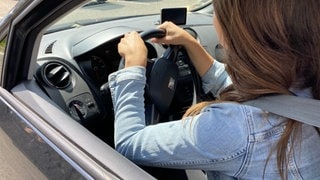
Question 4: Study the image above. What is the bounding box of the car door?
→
[0,0,155,179]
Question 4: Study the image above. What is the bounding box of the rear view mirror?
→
[161,7,187,25]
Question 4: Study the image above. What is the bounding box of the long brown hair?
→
[184,0,320,179]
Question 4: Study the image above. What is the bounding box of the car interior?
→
[31,5,221,142]
[6,0,224,179]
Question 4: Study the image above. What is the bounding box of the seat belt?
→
[243,95,320,128]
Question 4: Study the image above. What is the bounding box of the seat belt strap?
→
[243,95,320,128]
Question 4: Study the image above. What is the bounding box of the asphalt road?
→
[0,0,17,21]
[54,0,205,25]
[0,0,205,22]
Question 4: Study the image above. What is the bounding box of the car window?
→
[31,1,214,178]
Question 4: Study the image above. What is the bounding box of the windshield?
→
[51,0,211,31]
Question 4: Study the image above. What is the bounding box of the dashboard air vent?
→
[43,62,71,89]
[45,41,56,54]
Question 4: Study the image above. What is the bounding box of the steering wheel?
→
[116,29,203,124]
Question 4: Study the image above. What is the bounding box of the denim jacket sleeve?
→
[201,61,232,97]
[108,65,320,179]
[108,66,247,170]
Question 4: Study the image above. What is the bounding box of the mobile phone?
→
[161,7,187,25]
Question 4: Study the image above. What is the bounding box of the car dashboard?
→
[34,12,220,145]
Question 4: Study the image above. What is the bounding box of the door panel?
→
[5,82,155,179]
[0,85,115,179]
[0,90,85,179]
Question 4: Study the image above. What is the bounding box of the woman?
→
[109,0,320,179]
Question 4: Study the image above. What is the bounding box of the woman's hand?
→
[152,21,196,47]
[154,21,214,77]
[118,31,148,68]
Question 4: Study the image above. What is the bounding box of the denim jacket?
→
[108,61,320,179]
